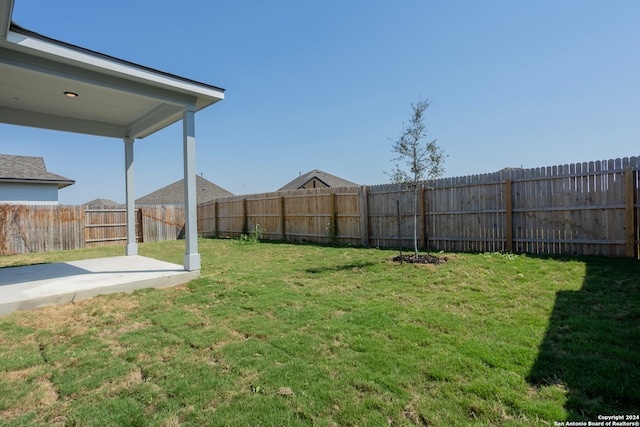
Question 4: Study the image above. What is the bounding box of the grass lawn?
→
[0,239,638,426]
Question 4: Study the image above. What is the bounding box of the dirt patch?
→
[392,254,447,265]
[278,386,294,396]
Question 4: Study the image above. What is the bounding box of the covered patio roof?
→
[0,5,224,138]
[0,0,225,271]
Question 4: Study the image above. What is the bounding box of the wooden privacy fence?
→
[198,187,363,244]
[198,156,640,258]
[137,205,186,243]
[0,204,84,254]
[0,204,185,255]
[1,156,638,258]
[429,157,639,257]
[84,207,142,248]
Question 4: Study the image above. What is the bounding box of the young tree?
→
[389,99,446,258]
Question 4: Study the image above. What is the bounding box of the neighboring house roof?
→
[85,198,119,207]
[278,169,358,191]
[136,175,234,205]
[0,154,74,188]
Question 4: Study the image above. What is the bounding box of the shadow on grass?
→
[305,262,377,274]
[527,256,640,420]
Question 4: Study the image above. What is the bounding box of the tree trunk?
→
[413,187,418,258]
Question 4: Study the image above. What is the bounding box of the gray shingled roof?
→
[85,198,120,207]
[278,169,358,191]
[0,154,74,188]
[136,175,234,205]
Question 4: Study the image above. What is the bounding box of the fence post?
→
[280,195,286,241]
[359,186,369,247]
[82,207,87,249]
[136,208,143,243]
[328,190,338,243]
[419,184,426,250]
[242,198,248,236]
[505,178,513,252]
[214,201,219,238]
[624,166,637,259]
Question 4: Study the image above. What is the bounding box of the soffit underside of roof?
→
[0,25,224,140]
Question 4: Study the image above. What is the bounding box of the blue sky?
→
[3,0,639,204]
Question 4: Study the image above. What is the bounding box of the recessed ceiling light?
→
[64,91,78,98]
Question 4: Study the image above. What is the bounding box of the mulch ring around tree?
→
[392,253,447,265]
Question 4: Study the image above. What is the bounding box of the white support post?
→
[182,105,201,271]
[124,137,138,255]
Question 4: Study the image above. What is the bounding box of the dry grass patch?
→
[0,366,61,420]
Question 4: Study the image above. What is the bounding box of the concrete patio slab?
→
[0,256,199,315]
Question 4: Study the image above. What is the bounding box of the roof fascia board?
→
[0,105,128,138]
[6,28,224,102]
[0,178,74,188]
[0,47,200,107]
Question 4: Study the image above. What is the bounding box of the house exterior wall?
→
[0,182,59,205]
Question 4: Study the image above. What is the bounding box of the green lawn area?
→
[0,239,638,426]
